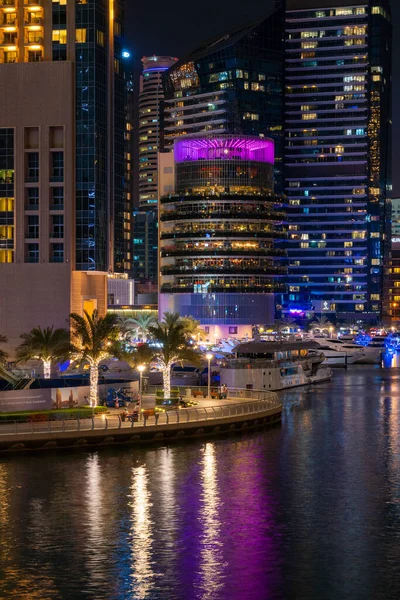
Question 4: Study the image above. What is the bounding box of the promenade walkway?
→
[0,389,281,452]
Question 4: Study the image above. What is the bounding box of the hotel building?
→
[158,135,286,338]
[283,0,392,318]
[0,0,126,353]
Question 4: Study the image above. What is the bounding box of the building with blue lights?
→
[282,0,392,319]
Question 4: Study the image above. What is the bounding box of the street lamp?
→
[206,353,213,400]
[137,364,146,407]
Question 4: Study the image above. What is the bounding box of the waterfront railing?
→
[0,392,280,438]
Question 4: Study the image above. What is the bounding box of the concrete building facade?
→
[0,0,126,354]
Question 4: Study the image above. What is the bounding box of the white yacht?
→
[220,341,332,392]
[308,342,364,367]
[323,338,381,364]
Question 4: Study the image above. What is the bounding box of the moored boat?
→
[220,341,332,392]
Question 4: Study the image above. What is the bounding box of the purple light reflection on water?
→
[177,440,283,600]
[174,136,275,165]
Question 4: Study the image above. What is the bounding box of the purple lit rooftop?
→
[174,136,274,165]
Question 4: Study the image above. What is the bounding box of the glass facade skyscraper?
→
[283,0,392,317]
[162,10,285,194]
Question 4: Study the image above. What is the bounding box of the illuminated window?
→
[301,41,318,49]
[75,29,87,43]
[336,8,353,16]
[302,113,317,120]
[52,30,67,44]
[96,30,105,46]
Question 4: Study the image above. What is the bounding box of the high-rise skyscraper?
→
[158,135,286,339]
[138,56,177,209]
[0,0,127,352]
[282,0,392,318]
[133,56,177,288]
[162,12,285,193]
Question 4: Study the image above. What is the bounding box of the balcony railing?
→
[160,248,287,258]
[161,265,286,276]
[161,230,287,240]
[160,283,286,294]
[50,231,64,239]
[25,16,43,25]
[50,256,63,263]
[0,36,16,45]
[49,204,64,211]
[25,204,39,211]
[0,18,17,26]
[160,192,285,205]
[25,36,43,45]
[161,210,285,223]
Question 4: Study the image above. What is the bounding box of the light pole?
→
[137,364,145,407]
[206,353,213,400]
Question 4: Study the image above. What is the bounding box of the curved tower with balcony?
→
[159,135,286,338]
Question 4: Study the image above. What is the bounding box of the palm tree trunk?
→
[43,359,51,379]
[162,363,171,400]
[89,361,99,407]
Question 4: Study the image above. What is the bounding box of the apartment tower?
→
[0,0,126,353]
[283,0,392,318]
[133,55,177,287]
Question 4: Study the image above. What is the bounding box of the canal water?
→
[1,365,400,600]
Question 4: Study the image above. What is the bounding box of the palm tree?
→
[147,314,201,399]
[0,334,8,365]
[124,313,157,342]
[273,317,297,334]
[179,316,207,343]
[16,326,71,379]
[309,315,335,334]
[70,310,122,407]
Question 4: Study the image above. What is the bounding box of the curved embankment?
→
[0,397,282,453]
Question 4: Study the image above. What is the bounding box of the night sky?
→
[125,0,400,195]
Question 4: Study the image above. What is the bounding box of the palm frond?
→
[16,326,71,363]
[69,309,122,364]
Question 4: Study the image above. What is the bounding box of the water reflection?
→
[2,369,400,598]
[85,454,108,589]
[195,443,225,599]
[129,464,156,598]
